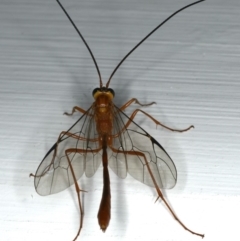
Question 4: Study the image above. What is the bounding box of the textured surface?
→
[0,0,239,240]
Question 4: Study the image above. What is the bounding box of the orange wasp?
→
[30,0,205,240]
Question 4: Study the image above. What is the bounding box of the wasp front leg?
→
[129,109,194,132]
[64,106,92,116]
[119,98,156,111]
[113,108,193,139]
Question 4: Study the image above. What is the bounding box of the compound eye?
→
[108,88,115,97]
[92,88,101,97]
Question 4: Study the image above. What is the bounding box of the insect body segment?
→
[92,88,115,230]
[97,138,111,231]
[93,88,115,138]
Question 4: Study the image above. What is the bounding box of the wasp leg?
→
[109,146,204,238]
[119,98,156,111]
[130,109,194,132]
[57,131,98,142]
[64,106,93,116]
[64,147,102,241]
[113,109,193,139]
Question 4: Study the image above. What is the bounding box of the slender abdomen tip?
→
[100,225,107,232]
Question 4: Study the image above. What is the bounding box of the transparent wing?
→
[34,106,102,196]
[108,105,177,189]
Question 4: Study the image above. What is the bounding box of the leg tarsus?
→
[64,106,88,116]
[134,99,156,107]
[120,98,156,111]
[72,184,84,241]
[157,123,194,133]
[72,185,83,241]
[136,109,194,133]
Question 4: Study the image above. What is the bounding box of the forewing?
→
[34,106,101,196]
[109,105,177,189]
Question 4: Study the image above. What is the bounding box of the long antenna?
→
[106,0,205,88]
[56,0,103,87]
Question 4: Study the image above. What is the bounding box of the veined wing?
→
[33,106,102,196]
[108,105,177,189]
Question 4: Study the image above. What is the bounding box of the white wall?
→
[0,0,239,240]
